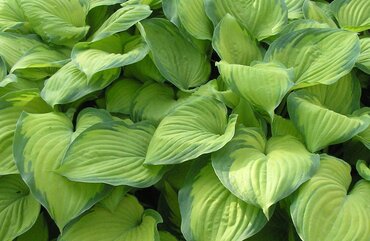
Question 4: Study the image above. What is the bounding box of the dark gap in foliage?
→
[42,208,60,240]
[210,51,221,80]
[134,186,161,209]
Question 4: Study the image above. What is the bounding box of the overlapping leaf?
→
[331,0,370,32]
[15,213,49,241]
[212,126,319,216]
[60,194,162,241]
[145,96,237,165]
[290,154,370,241]
[356,38,370,74]
[179,159,267,241]
[0,0,29,33]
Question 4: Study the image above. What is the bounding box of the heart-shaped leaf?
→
[290,154,370,241]
[13,109,115,230]
[179,159,267,241]
[212,126,319,216]
[59,194,162,241]
[145,96,237,165]
[0,175,40,241]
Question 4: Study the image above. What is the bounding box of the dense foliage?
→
[0,0,369,240]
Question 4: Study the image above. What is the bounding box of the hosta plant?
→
[0,0,369,241]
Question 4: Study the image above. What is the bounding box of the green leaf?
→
[217,61,294,120]
[0,56,6,80]
[331,0,370,32]
[0,175,40,241]
[304,73,361,115]
[0,90,52,175]
[88,0,125,10]
[0,32,44,67]
[106,78,142,114]
[124,55,165,83]
[265,28,360,88]
[179,159,267,241]
[10,45,70,80]
[60,194,162,241]
[41,61,120,106]
[138,18,211,90]
[16,213,49,241]
[212,126,319,217]
[159,231,179,241]
[72,35,149,79]
[90,4,152,42]
[353,107,370,149]
[0,74,40,97]
[212,14,262,65]
[290,154,370,241]
[131,82,181,123]
[272,115,303,141]
[303,0,337,28]
[176,0,213,40]
[232,99,267,131]
[356,160,370,181]
[356,38,370,74]
[0,0,29,33]
[58,120,167,187]
[20,0,90,46]
[287,90,370,152]
[285,0,305,19]
[13,110,114,230]
[99,186,131,212]
[205,0,288,40]
[145,96,237,165]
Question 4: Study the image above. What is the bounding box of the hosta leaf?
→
[145,96,237,165]
[0,0,29,33]
[90,4,152,42]
[265,28,360,88]
[20,0,89,46]
[106,78,142,114]
[138,18,211,90]
[99,186,131,212]
[0,75,39,97]
[303,0,337,28]
[331,0,370,32]
[0,90,51,175]
[72,35,149,79]
[179,159,267,241]
[58,120,166,187]
[41,61,120,106]
[304,73,361,115]
[88,0,125,10]
[353,108,370,149]
[60,194,162,241]
[159,231,178,241]
[0,175,40,241]
[16,213,48,241]
[217,61,294,120]
[356,160,370,181]
[131,82,180,123]
[212,14,262,65]
[10,45,69,80]
[212,126,319,216]
[356,38,370,74]
[0,32,44,67]
[0,56,6,80]
[13,110,114,230]
[176,0,213,40]
[205,0,288,40]
[285,0,305,19]
[124,55,165,83]
[287,90,370,152]
[290,154,370,241]
[232,99,267,131]
[272,115,303,141]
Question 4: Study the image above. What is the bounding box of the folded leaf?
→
[287,90,370,152]
[176,0,213,40]
[10,45,70,80]
[124,55,165,83]
[145,96,237,165]
[21,0,90,46]
[0,0,29,33]
[303,0,337,28]
[98,186,131,212]
[212,14,262,65]
[58,120,167,187]
[60,194,162,241]
[138,18,211,90]
[212,126,319,217]
[0,175,40,241]
[285,0,305,19]
[16,213,49,241]
[218,61,294,120]
[290,154,370,241]
[88,0,125,10]
[90,4,152,42]
[356,38,370,74]
[331,0,370,32]
[265,28,360,88]
[356,160,370,181]
[0,90,51,175]
[13,109,114,230]
[179,160,267,241]
[106,78,142,114]
[272,115,303,141]
[205,0,288,40]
